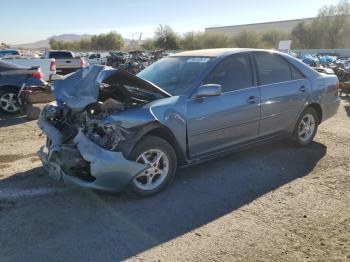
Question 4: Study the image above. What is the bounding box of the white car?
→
[85,53,108,65]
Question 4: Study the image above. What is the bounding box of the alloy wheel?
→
[133,149,170,191]
[0,92,20,113]
[298,114,316,143]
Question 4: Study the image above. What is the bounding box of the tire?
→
[127,135,177,197]
[0,86,21,114]
[292,107,319,147]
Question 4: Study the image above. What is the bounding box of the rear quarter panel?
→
[309,74,340,122]
[2,58,55,81]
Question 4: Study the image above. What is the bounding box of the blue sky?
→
[0,0,340,44]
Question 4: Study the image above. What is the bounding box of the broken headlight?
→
[87,122,130,151]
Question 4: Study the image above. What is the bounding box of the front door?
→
[187,53,261,158]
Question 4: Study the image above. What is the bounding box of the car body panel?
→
[38,129,147,193]
[258,79,310,136]
[54,65,171,110]
[187,86,261,157]
[0,60,47,89]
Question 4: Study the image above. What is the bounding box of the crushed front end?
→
[37,103,147,192]
[36,66,170,192]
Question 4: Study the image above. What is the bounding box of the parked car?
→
[37,49,340,197]
[0,49,21,57]
[85,52,108,65]
[0,60,47,114]
[43,50,86,75]
[1,57,56,81]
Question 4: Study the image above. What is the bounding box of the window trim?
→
[202,53,256,94]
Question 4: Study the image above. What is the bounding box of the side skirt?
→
[180,132,290,168]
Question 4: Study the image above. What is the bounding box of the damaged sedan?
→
[38,49,340,197]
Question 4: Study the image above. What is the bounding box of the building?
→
[205,17,315,37]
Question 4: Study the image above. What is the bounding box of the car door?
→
[187,53,261,158]
[253,51,310,137]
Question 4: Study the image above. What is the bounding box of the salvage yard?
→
[0,97,349,261]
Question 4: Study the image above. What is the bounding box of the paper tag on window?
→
[186,58,210,63]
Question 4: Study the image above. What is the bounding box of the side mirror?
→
[193,84,222,99]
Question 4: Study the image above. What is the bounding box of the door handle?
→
[299,86,307,92]
[247,96,258,104]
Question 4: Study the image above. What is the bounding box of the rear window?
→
[290,65,305,80]
[254,52,292,85]
[48,51,74,59]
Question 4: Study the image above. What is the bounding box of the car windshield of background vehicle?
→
[137,56,212,95]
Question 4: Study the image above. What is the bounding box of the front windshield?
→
[137,56,211,95]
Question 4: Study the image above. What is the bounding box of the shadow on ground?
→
[0,140,326,261]
[0,112,30,128]
[341,96,350,117]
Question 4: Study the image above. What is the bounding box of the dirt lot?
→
[0,98,349,262]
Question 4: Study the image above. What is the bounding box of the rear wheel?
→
[128,135,177,197]
[0,87,21,114]
[292,107,319,146]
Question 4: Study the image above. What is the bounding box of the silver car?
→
[38,49,340,197]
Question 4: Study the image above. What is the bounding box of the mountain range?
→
[13,34,93,49]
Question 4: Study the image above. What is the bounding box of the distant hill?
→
[13,34,93,49]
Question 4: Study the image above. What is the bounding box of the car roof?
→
[171,48,273,57]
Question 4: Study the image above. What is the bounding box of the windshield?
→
[137,56,211,95]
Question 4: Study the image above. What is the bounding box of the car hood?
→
[54,65,171,109]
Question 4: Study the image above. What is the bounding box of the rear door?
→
[253,51,309,136]
[187,53,261,158]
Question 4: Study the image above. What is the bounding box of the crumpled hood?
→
[54,65,171,109]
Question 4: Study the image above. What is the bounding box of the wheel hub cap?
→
[133,149,169,191]
[0,93,20,113]
[298,114,315,142]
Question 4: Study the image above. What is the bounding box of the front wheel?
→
[292,107,319,146]
[127,135,177,197]
[0,87,21,114]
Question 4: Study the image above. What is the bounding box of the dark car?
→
[0,49,21,57]
[38,48,340,197]
[0,60,47,113]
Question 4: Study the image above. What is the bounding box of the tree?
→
[261,30,289,48]
[198,32,233,49]
[180,31,201,50]
[49,31,124,51]
[316,0,350,48]
[180,31,233,50]
[233,29,261,48]
[291,0,350,49]
[141,38,156,50]
[154,25,180,50]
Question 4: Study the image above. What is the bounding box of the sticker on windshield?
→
[186,58,210,63]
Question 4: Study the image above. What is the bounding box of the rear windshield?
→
[48,51,74,59]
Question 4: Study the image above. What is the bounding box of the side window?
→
[254,52,292,85]
[204,54,253,92]
[290,65,305,80]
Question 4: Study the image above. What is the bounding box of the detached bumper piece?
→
[38,119,146,193]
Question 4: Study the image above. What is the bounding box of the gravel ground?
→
[0,98,349,262]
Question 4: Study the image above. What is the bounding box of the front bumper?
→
[38,118,146,193]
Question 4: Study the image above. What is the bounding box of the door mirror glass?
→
[193,84,221,99]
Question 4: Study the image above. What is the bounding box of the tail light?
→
[336,77,340,89]
[80,58,85,68]
[32,71,43,79]
[50,59,56,72]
